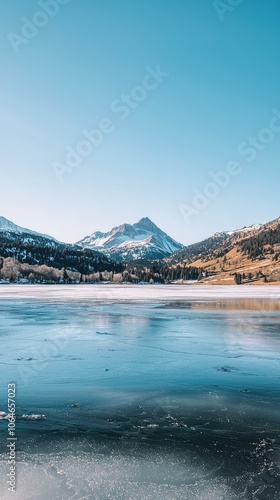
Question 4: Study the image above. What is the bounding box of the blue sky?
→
[1,0,280,245]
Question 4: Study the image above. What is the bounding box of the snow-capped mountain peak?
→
[76,218,183,261]
[134,217,159,232]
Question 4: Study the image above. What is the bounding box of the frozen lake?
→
[0,285,280,499]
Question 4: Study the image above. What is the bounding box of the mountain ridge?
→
[0,216,56,242]
[0,214,280,284]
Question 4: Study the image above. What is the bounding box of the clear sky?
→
[1,0,280,245]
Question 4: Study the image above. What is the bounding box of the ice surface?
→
[0,284,279,301]
[0,285,279,499]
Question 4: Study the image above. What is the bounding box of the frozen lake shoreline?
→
[0,283,279,301]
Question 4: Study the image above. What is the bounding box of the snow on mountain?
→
[0,216,56,242]
[76,217,183,261]
[213,223,262,239]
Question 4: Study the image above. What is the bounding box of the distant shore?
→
[1,280,280,286]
